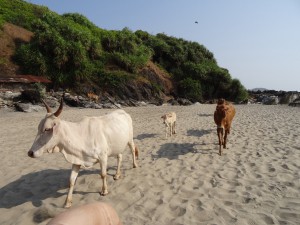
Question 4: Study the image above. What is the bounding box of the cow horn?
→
[42,99,52,113]
[54,98,63,117]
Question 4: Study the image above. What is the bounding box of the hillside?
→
[0,0,248,103]
[0,22,175,103]
[0,23,33,77]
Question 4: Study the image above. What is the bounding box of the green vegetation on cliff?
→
[0,0,248,102]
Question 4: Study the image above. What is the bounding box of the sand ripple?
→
[0,104,299,224]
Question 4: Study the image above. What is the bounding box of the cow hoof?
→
[113,174,121,180]
[100,190,108,196]
[64,202,72,208]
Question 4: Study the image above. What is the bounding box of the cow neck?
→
[57,120,83,151]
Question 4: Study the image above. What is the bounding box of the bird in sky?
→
[195,21,198,24]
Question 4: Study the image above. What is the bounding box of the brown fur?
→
[214,98,236,155]
[87,92,99,102]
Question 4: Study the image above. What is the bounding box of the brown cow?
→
[214,99,236,155]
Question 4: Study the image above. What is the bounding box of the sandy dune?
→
[0,104,299,225]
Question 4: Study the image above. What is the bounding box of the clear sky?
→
[26,0,300,91]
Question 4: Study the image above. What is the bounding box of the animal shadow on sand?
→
[153,143,198,160]
[0,167,118,209]
[198,113,213,117]
[186,129,214,137]
[135,133,159,140]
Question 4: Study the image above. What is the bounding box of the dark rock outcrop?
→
[248,90,300,106]
[288,98,300,107]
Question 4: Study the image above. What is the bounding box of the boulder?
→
[289,98,300,107]
[63,93,81,107]
[15,103,43,112]
[167,99,179,106]
[20,89,43,104]
[279,92,300,104]
[262,95,279,105]
[0,91,21,100]
[177,98,193,106]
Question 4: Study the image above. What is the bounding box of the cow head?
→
[161,115,167,124]
[161,114,172,125]
[28,98,63,158]
[214,101,229,129]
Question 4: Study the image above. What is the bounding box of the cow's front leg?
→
[65,164,80,208]
[217,128,224,156]
[223,130,228,149]
[114,154,122,180]
[100,158,108,195]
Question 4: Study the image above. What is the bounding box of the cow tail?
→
[135,145,139,159]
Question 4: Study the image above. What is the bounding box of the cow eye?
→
[44,128,52,132]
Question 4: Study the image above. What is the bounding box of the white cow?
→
[28,99,139,208]
[161,112,177,138]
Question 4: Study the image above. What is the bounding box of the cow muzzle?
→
[28,150,34,158]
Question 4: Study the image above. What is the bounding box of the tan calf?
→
[161,112,177,138]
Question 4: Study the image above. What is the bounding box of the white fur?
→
[161,112,177,138]
[28,109,138,208]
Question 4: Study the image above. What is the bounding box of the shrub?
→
[178,78,202,102]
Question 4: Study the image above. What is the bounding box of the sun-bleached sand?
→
[0,104,299,225]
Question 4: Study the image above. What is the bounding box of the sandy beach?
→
[0,104,299,225]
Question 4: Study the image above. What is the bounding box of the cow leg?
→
[165,125,168,138]
[114,154,122,180]
[99,158,108,196]
[223,130,228,149]
[128,141,138,168]
[217,128,224,156]
[65,164,80,208]
[173,121,176,134]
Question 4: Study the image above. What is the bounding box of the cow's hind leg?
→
[128,140,138,168]
[65,164,80,208]
[114,154,122,180]
[99,158,109,195]
[173,121,176,134]
[165,125,168,138]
